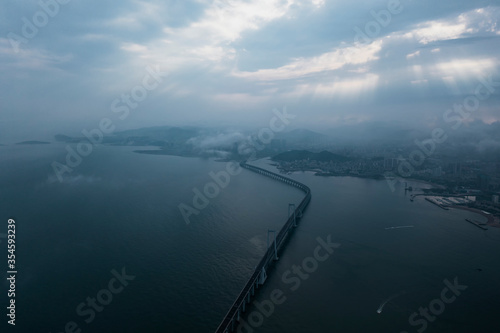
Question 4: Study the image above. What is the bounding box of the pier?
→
[465,219,488,230]
[425,197,449,210]
[214,162,311,333]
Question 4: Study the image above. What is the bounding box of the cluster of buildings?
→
[275,152,500,207]
[276,158,387,178]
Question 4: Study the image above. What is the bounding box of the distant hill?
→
[16,141,50,145]
[272,150,351,162]
[275,129,330,147]
[54,134,80,143]
[324,121,420,145]
[115,126,201,144]
[55,126,202,146]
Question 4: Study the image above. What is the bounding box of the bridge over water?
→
[215,161,311,333]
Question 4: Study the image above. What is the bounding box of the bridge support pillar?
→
[259,267,267,285]
[288,203,297,227]
[267,229,278,261]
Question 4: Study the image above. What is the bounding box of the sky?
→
[0,0,499,142]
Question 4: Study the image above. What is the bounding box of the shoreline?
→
[276,165,446,186]
[275,166,387,180]
[397,177,446,189]
[447,205,500,228]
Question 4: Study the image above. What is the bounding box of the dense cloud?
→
[0,0,499,142]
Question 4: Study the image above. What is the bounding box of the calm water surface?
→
[1,145,499,332]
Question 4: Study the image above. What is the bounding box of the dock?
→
[465,219,488,230]
[425,197,449,210]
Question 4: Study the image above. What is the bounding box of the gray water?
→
[242,159,500,333]
[1,145,499,332]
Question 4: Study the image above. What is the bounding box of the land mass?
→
[16,141,51,145]
[272,150,351,163]
[272,149,385,179]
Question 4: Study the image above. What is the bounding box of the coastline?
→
[397,177,447,189]
[276,165,445,185]
[447,205,500,228]
[274,166,387,180]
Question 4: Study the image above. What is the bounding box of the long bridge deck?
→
[215,162,311,333]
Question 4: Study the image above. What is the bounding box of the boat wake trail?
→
[385,225,414,230]
[377,291,406,314]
